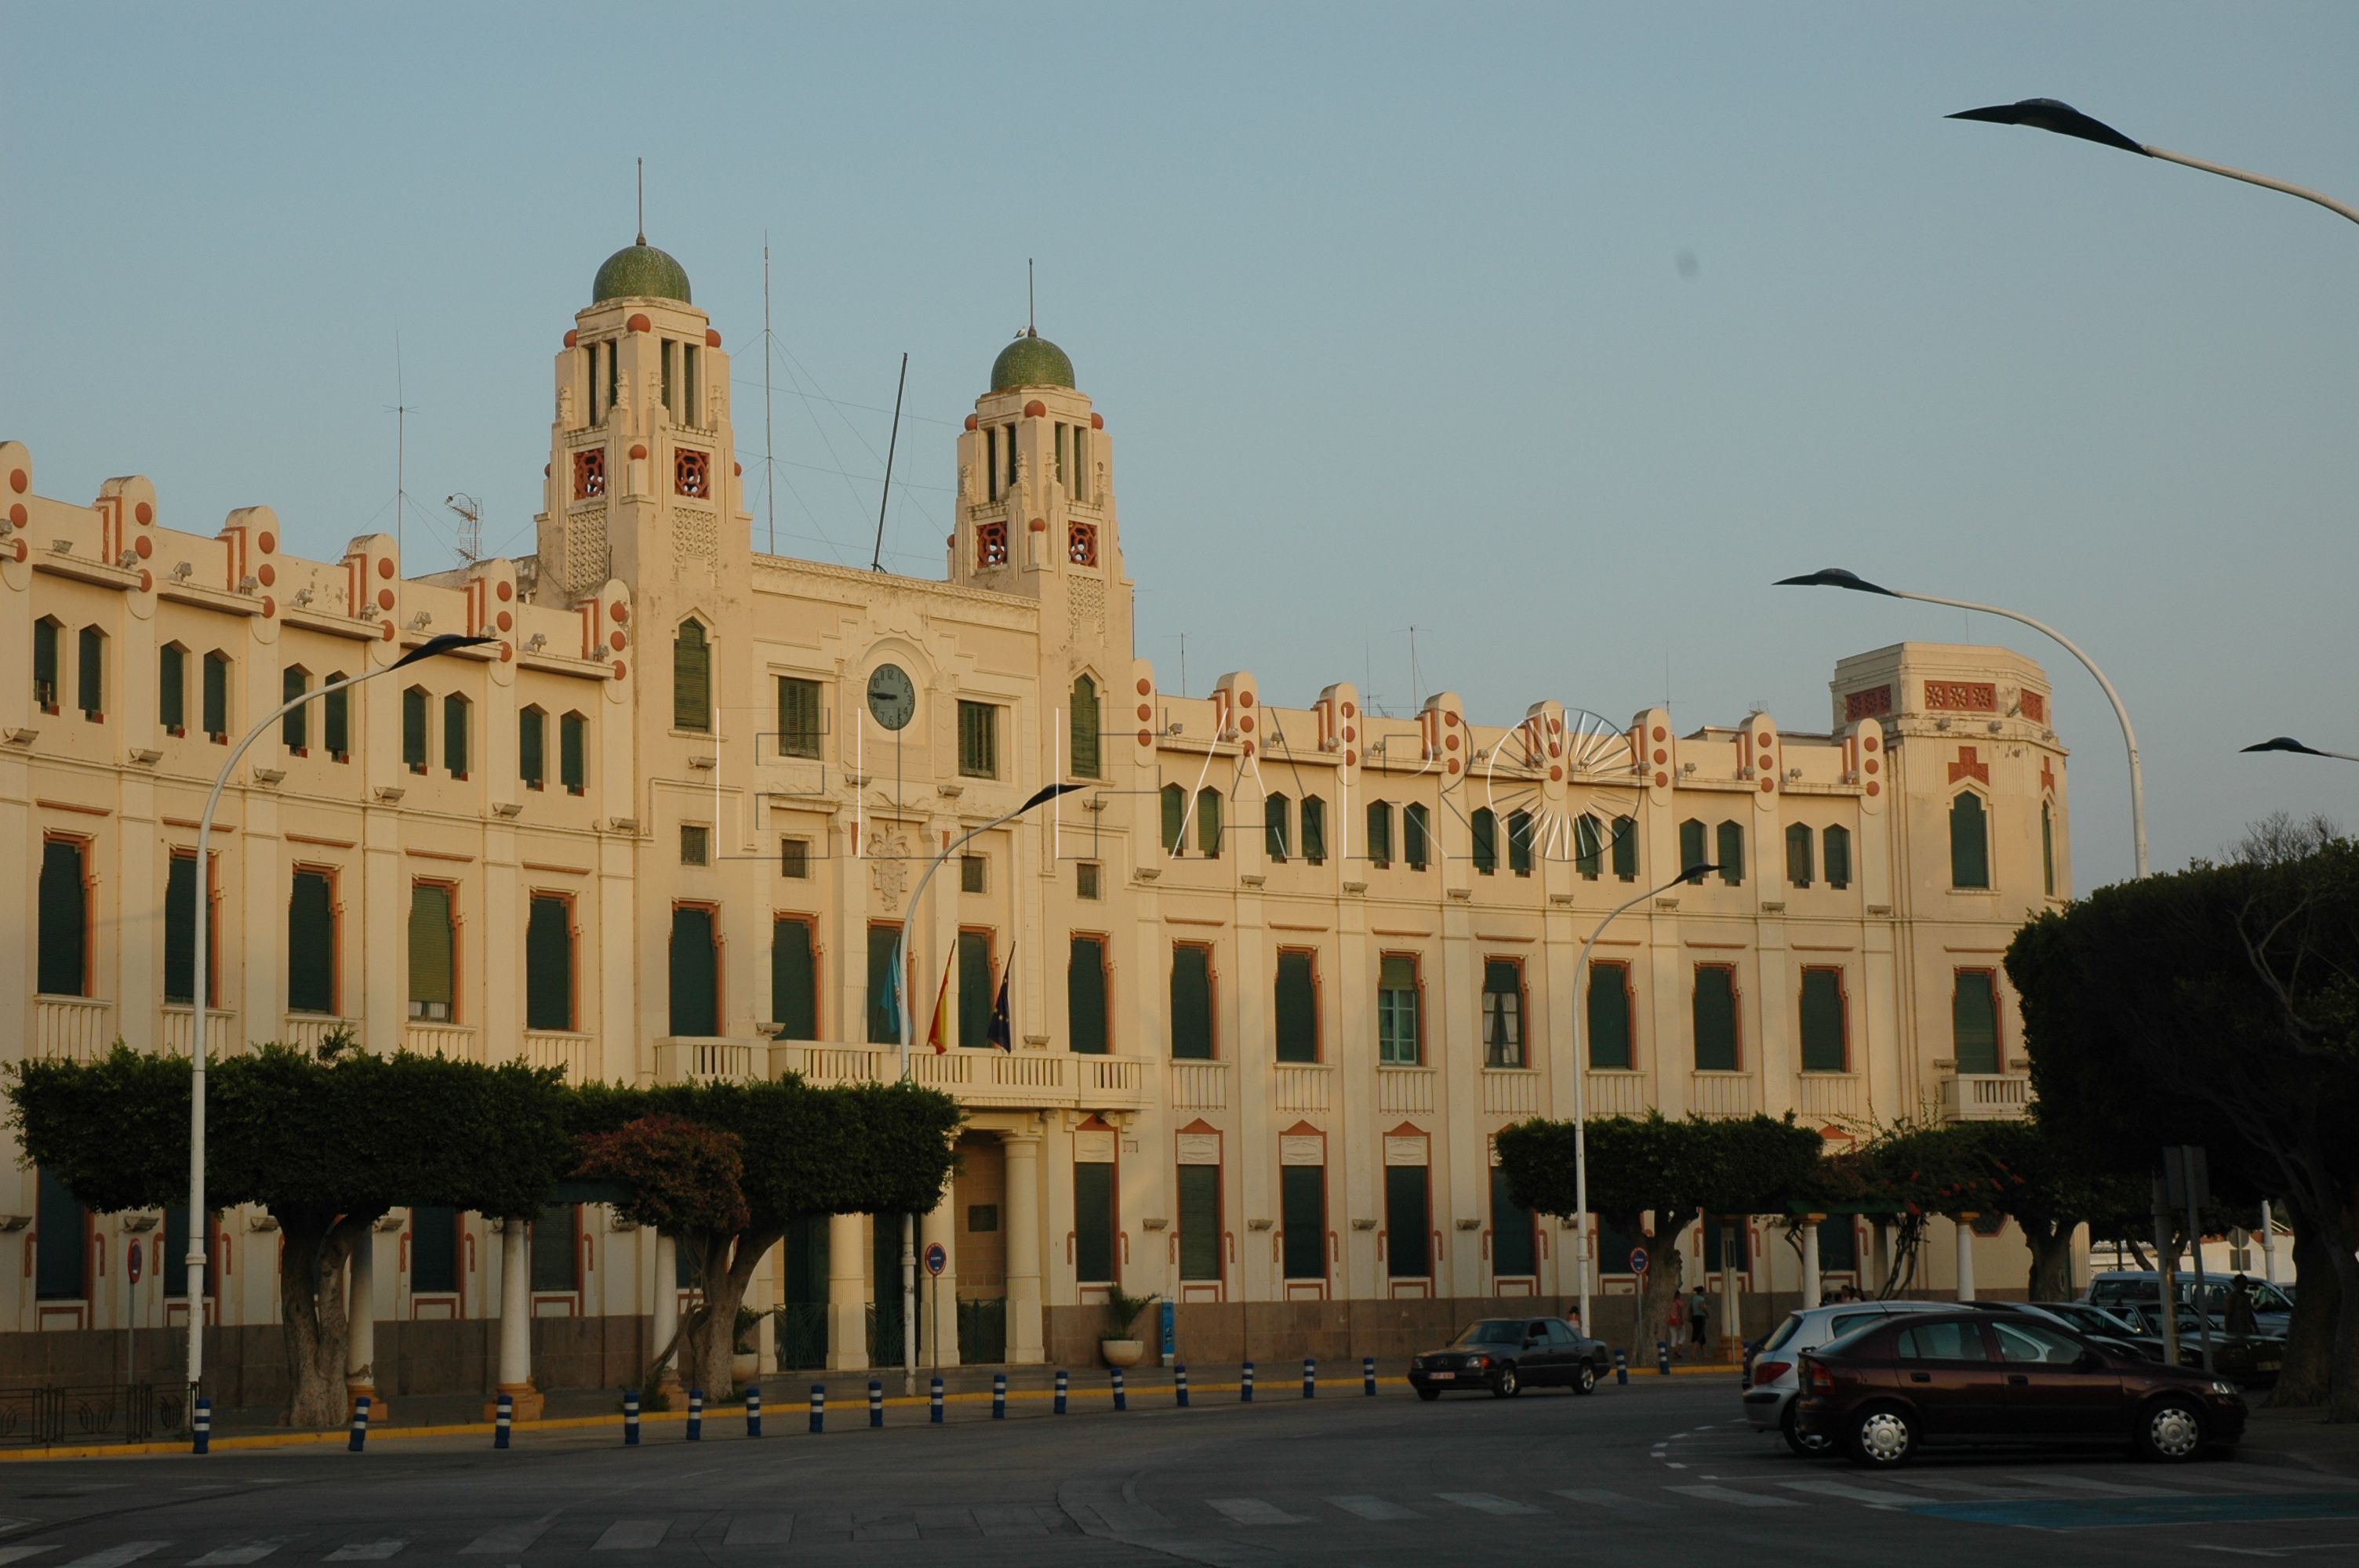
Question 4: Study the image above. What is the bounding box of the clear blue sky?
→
[7,3,2355,887]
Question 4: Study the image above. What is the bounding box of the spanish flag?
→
[922,951,955,1054]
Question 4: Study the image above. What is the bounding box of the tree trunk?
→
[2023,1219,2076,1302]
[2270,1215,2339,1409]
[1625,1210,1692,1358]
[675,1225,783,1399]
[2330,1196,2359,1425]
[274,1209,375,1428]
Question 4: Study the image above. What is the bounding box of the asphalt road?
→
[3,1380,2356,1565]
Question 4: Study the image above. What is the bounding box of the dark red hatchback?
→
[1794,1310,2246,1468]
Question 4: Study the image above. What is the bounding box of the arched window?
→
[559,711,588,793]
[1161,783,1188,855]
[1679,818,1707,879]
[1785,824,1814,888]
[1470,808,1498,874]
[2041,802,2055,897]
[1950,793,1990,889]
[519,706,547,789]
[31,617,61,710]
[1366,801,1394,869]
[443,694,471,779]
[1575,814,1604,880]
[673,619,711,732]
[158,643,187,735]
[1715,820,1745,886]
[76,626,105,719]
[402,685,430,771]
[281,666,311,751]
[1823,825,1852,890]
[1610,815,1638,881]
[1264,793,1291,861]
[1403,804,1431,870]
[1300,796,1327,864]
[322,671,351,760]
[202,650,232,742]
[1196,788,1223,858]
[1069,673,1100,779]
[1507,809,1533,875]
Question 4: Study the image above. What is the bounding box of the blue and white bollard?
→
[1303,1357,1317,1399]
[1656,1339,1672,1375]
[1363,1356,1377,1396]
[495,1392,512,1449]
[1241,1359,1256,1402]
[1175,1365,1190,1407]
[1112,1369,1127,1411]
[192,1396,211,1456]
[991,1372,1006,1420]
[1053,1369,1069,1414]
[870,1379,885,1428]
[687,1387,703,1441]
[623,1389,641,1446]
[929,1376,944,1425]
[809,1384,824,1434]
[1615,1348,1629,1385]
[746,1385,762,1438]
[347,1394,370,1453]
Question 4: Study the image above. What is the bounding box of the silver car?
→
[1743,1301,1965,1455]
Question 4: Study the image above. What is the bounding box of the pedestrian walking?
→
[1689,1285,1710,1346]
[2225,1273,2259,1338]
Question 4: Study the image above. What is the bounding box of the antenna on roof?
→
[445,493,482,566]
[762,236,775,555]
[1028,258,1035,337]
[387,332,416,568]
[871,351,909,573]
[636,157,645,245]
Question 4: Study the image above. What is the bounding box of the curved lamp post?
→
[2242,735,2359,764]
[1776,568,2147,880]
[1948,98,2359,228]
[1567,860,1715,1339]
[184,632,495,1406]
[889,780,1082,1391]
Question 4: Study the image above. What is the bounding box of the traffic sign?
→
[126,1240,143,1284]
[1629,1247,1648,1276]
[923,1242,947,1277]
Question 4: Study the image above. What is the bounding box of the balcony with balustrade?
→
[32,996,113,1062]
[1938,1069,2031,1122]
[749,1040,1151,1112]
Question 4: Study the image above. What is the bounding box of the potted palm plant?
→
[1100,1288,1158,1368]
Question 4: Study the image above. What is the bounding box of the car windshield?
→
[1452,1321,1525,1347]
[1761,1315,1803,1353]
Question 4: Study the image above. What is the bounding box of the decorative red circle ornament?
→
[610,602,628,622]
[1240,691,1254,708]
[7,503,24,527]
[1652,748,1667,764]
[257,564,275,587]
[706,328,722,348]
[1240,716,1255,733]
[612,660,627,680]
[1444,733,1458,750]
[1342,702,1357,718]
[1138,729,1153,746]
[1448,760,1459,775]
[1864,735,1879,752]
[1090,412,1104,430]
[496,611,513,631]
[1652,725,1667,742]
[136,501,154,524]
[262,596,276,618]
[8,469,26,493]
[496,580,513,601]
[1342,726,1355,743]
[1654,771,1669,787]
[609,630,627,652]
[1761,779,1775,793]
[1029,517,1046,532]
[1136,678,1152,696]
[1866,781,1881,797]
[500,643,514,662]
[1344,750,1357,767]
[381,622,397,641]
[135,533,153,559]
[1550,766,1564,782]
[630,444,648,459]
[1136,705,1152,721]
[376,588,395,611]
[965,415,980,432]
[1023,400,1047,418]
[1865,757,1879,775]
[378,558,394,579]
[137,569,151,591]
[627,314,651,333]
[565,329,579,348]
[257,531,276,553]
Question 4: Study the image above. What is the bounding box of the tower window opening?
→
[1055,423,1070,488]
[1073,426,1090,502]
[682,343,700,426]
[985,427,1001,502]
[660,339,676,420]
[1004,423,1018,491]
[976,521,1009,569]
[1067,521,1097,566]
[674,448,710,498]
[572,449,605,499]
[605,341,618,418]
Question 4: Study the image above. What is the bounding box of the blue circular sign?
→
[1629,1247,1649,1276]
[924,1242,947,1277]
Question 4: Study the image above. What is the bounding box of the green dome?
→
[990,332,1074,391]
[592,243,692,305]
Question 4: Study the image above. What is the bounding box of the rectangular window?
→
[1281,1163,1325,1280]
[780,837,810,879]
[158,644,186,733]
[35,1169,87,1301]
[771,916,818,1040]
[1611,815,1638,880]
[1490,1167,1536,1276]
[559,712,587,793]
[38,839,89,996]
[76,628,103,718]
[1481,959,1525,1068]
[525,895,574,1032]
[407,883,456,1022]
[958,929,995,1051]
[1170,943,1215,1060]
[282,667,307,750]
[867,924,903,1045]
[669,905,721,1036]
[322,677,348,760]
[32,620,60,709]
[957,700,999,778]
[1716,820,1745,885]
[1819,1217,1859,1273]
[202,652,230,741]
[1703,1218,1753,1273]
[673,622,711,732]
[1075,862,1101,900]
[443,695,470,779]
[402,688,429,771]
[163,851,205,1005]
[2041,804,2055,897]
[1274,949,1319,1063]
[518,707,545,789]
[777,676,822,758]
[1365,802,1392,868]
[1799,967,1847,1073]
[1786,824,1813,888]
[1384,1163,1430,1278]
[1074,1161,1115,1283]
[1954,971,2001,1075]
[1692,964,1739,1071]
[1823,825,1852,890]
[1507,810,1534,876]
[1067,935,1109,1055]
[530,1203,579,1294]
[681,825,710,866]
[1377,954,1421,1065]
[1178,1163,1220,1282]
[288,869,337,1015]
[1301,797,1326,865]
[1587,961,1634,1069]
[960,854,987,894]
[409,1206,459,1294]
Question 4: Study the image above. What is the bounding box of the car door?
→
[1521,1319,1561,1384]
[1546,1319,1588,1380]
[1990,1319,2122,1438]
[1892,1317,2005,1437]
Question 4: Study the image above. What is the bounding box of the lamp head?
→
[1020,781,1087,813]
[1681,862,1717,886]
[1774,568,1896,596]
[1946,98,2146,156]
[2241,736,2328,757]
[392,633,498,670]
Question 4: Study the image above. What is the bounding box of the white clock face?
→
[866,663,917,731]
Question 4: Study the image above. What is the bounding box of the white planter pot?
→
[1100,1338,1146,1369]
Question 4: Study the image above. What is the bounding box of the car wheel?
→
[1848,1404,1914,1468]
[1416,1386,1441,1403]
[2136,1396,2205,1462]
[1573,1360,1598,1396]
[1781,1400,1837,1458]
[1490,1363,1520,1398]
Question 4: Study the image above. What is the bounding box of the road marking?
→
[2002,1472,2179,1497]
[320,1547,403,1563]
[0,1549,56,1566]
[1553,1488,1661,1509]
[187,1544,289,1566]
[1663,1485,1799,1508]
[1436,1493,1543,1516]
[458,1514,560,1556]
[591,1521,669,1551]
[1208,1499,1308,1526]
[2191,1544,2359,1559]
[1883,1477,2016,1495]
[721,1515,794,1547]
[1776,1479,1915,1509]
[63,1548,167,1568]
[1326,1497,1421,1521]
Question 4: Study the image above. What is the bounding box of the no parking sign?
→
[127,1240,143,1283]
[923,1242,947,1277]
[1629,1246,1648,1278]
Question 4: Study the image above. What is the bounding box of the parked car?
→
[2087,1271,2293,1336]
[1409,1316,1611,1399]
[1794,1309,2247,1468]
[2019,1300,2167,1363]
[2106,1301,2285,1385]
[1743,1300,1972,1455]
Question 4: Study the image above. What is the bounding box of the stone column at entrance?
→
[1800,1218,1823,1310]
[493,1217,543,1419]
[346,1230,383,1421]
[826,1212,867,1370]
[1954,1216,1977,1302]
[1003,1129,1044,1364]
[921,1177,961,1370]
[652,1232,681,1392]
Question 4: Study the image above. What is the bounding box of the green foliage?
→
[1102,1287,1158,1339]
[1496,1112,1823,1236]
[576,1115,749,1235]
[6,1046,190,1212]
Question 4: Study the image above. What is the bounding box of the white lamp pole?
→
[182,633,493,1406]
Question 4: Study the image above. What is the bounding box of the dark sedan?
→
[1794,1309,2245,1467]
[1409,1316,1610,1399]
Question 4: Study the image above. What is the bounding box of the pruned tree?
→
[574,1114,749,1388]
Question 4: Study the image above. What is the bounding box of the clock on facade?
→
[866,662,917,731]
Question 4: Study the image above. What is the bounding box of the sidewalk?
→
[2238,1403,2359,1479]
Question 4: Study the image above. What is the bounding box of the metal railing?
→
[0,1383,183,1447]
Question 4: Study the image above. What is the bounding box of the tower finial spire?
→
[636,157,645,245]
[1027,257,1035,337]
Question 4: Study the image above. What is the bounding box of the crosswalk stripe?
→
[1326,1497,1421,1521]
[721,1515,795,1547]
[61,1548,166,1568]
[1208,1499,1308,1526]
[1882,1477,2014,1495]
[591,1522,668,1551]
[459,1512,559,1556]
[0,1548,57,1566]
[2002,1473,2179,1497]
[1664,1485,1799,1509]
[187,1544,287,1566]
[320,1546,403,1563]
[1436,1493,1543,1516]
[1554,1488,1662,1509]
[1775,1479,1915,1509]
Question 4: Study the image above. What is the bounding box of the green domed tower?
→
[990,329,1074,392]
[592,241,693,305]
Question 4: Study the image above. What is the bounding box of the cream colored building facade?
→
[0,241,2077,1387]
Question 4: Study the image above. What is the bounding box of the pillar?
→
[346,1231,383,1421]
[1004,1129,1044,1365]
[1954,1217,1976,1302]
[1800,1218,1823,1311]
[825,1212,867,1370]
[651,1232,682,1392]
[921,1176,961,1370]
[2260,1199,2278,1287]
[493,1217,543,1419]
[1719,1222,1741,1351]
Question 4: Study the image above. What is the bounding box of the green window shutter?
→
[35,1169,88,1301]
[1823,826,1851,889]
[1161,785,1187,855]
[1678,819,1707,879]
[1366,802,1391,867]
[1384,1164,1430,1278]
[530,1203,578,1292]
[1575,815,1602,879]
[1074,1162,1115,1283]
[1507,811,1533,875]
[560,713,586,792]
[1611,815,1638,880]
[1587,962,1632,1069]
[1263,793,1289,860]
[1281,1164,1325,1279]
[443,696,469,777]
[32,620,59,706]
[158,644,185,731]
[77,627,103,716]
[518,708,544,787]
[525,895,573,1031]
[958,930,994,1051]
[1377,954,1419,1064]
[1481,959,1523,1068]
[409,1206,458,1293]
[402,688,427,768]
[1470,808,1497,874]
[1799,967,1846,1072]
[322,680,348,757]
[958,700,998,777]
[1950,793,1990,888]
[1953,971,2001,1074]
[1692,966,1739,1070]
[408,884,454,1018]
[1703,1220,1752,1272]
[1716,820,1745,885]
[1787,824,1813,887]
[668,906,720,1036]
[1274,950,1319,1063]
[1404,804,1430,869]
[673,622,711,732]
[281,667,307,749]
[202,652,229,739]
[2041,804,2055,896]
[772,918,817,1040]
[1069,674,1100,779]
[38,840,87,996]
[1490,1167,1536,1276]
[1196,789,1222,858]
[287,870,336,1014]
[779,677,822,759]
[163,853,197,1004]
[867,926,902,1044]
[1067,936,1107,1055]
[1170,945,1214,1060]
[1300,797,1326,864]
[1178,1163,1221,1281]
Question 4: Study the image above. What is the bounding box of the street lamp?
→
[2242,735,2359,764]
[183,632,495,1406]
[1947,99,2359,229]
[1567,860,1715,1340]
[1776,568,2148,880]
[889,780,1083,1391]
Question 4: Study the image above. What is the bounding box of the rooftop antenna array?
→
[445,493,482,566]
